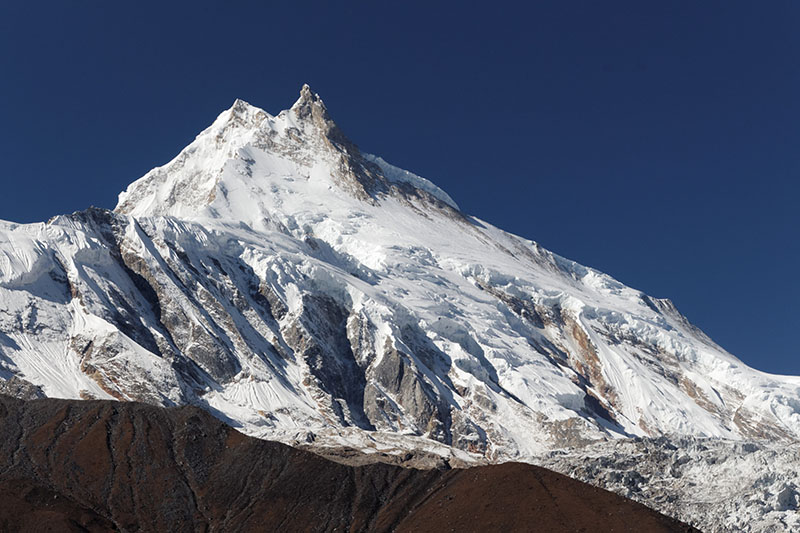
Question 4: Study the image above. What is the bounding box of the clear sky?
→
[1,2,798,374]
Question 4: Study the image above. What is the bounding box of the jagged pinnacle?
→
[292,83,326,117]
[299,83,316,103]
[291,84,347,144]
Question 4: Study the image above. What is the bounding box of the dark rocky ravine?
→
[0,395,695,532]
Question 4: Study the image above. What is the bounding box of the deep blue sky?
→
[1,2,798,374]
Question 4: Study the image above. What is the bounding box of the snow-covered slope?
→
[1,85,799,528]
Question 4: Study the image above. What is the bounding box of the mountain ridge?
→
[0,394,697,533]
[115,86,462,220]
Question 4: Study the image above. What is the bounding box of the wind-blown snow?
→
[362,154,459,210]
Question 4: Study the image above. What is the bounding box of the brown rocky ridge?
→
[0,395,696,532]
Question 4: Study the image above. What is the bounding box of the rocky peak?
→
[230,97,254,115]
[293,83,321,111]
[287,84,356,152]
[220,98,269,133]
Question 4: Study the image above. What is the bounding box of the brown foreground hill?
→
[0,395,696,532]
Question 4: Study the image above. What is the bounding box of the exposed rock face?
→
[0,395,695,533]
[0,376,45,400]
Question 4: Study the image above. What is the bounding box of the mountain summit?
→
[116,85,457,224]
[1,86,799,530]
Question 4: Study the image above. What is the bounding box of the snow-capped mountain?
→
[1,85,798,529]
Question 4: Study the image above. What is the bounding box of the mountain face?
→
[0,86,799,529]
[0,395,695,533]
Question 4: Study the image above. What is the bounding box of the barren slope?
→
[0,395,695,532]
